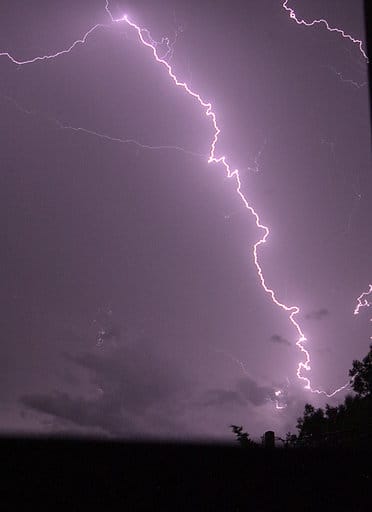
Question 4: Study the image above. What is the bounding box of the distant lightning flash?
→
[282,0,368,62]
[54,119,205,158]
[0,23,109,65]
[0,1,357,399]
[282,1,370,370]
[354,285,372,340]
[1,92,205,158]
[326,66,367,90]
[354,285,372,316]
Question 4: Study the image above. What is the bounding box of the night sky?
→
[0,0,370,441]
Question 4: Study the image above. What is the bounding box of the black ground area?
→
[1,437,371,510]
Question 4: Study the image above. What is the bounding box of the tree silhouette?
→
[230,346,372,448]
[230,425,256,448]
[294,345,372,447]
[296,404,326,446]
[277,431,298,448]
[285,432,298,448]
[350,343,372,397]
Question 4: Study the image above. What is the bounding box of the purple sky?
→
[0,0,370,441]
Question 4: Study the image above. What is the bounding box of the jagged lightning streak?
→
[354,285,372,315]
[354,285,372,340]
[0,1,354,398]
[0,23,109,65]
[282,0,368,62]
[139,27,180,62]
[117,13,351,398]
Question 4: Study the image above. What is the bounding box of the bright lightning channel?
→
[282,1,368,62]
[0,1,357,399]
[354,284,372,316]
[0,23,109,65]
[354,285,372,340]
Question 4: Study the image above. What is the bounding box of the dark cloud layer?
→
[201,389,246,408]
[305,308,329,321]
[21,336,278,436]
[270,334,291,346]
[202,376,276,409]
[21,391,130,436]
[21,338,190,437]
[236,377,275,407]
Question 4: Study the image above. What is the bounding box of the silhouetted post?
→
[264,431,275,448]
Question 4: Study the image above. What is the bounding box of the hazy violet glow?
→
[0,0,370,439]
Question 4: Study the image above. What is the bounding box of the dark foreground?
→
[1,437,372,510]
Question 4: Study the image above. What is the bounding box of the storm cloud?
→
[20,338,191,437]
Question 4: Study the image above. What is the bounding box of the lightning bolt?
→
[354,285,372,315]
[138,26,180,62]
[273,390,287,410]
[354,285,372,340]
[113,10,353,398]
[282,0,368,62]
[0,1,358,399]
[0,22,110,65]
